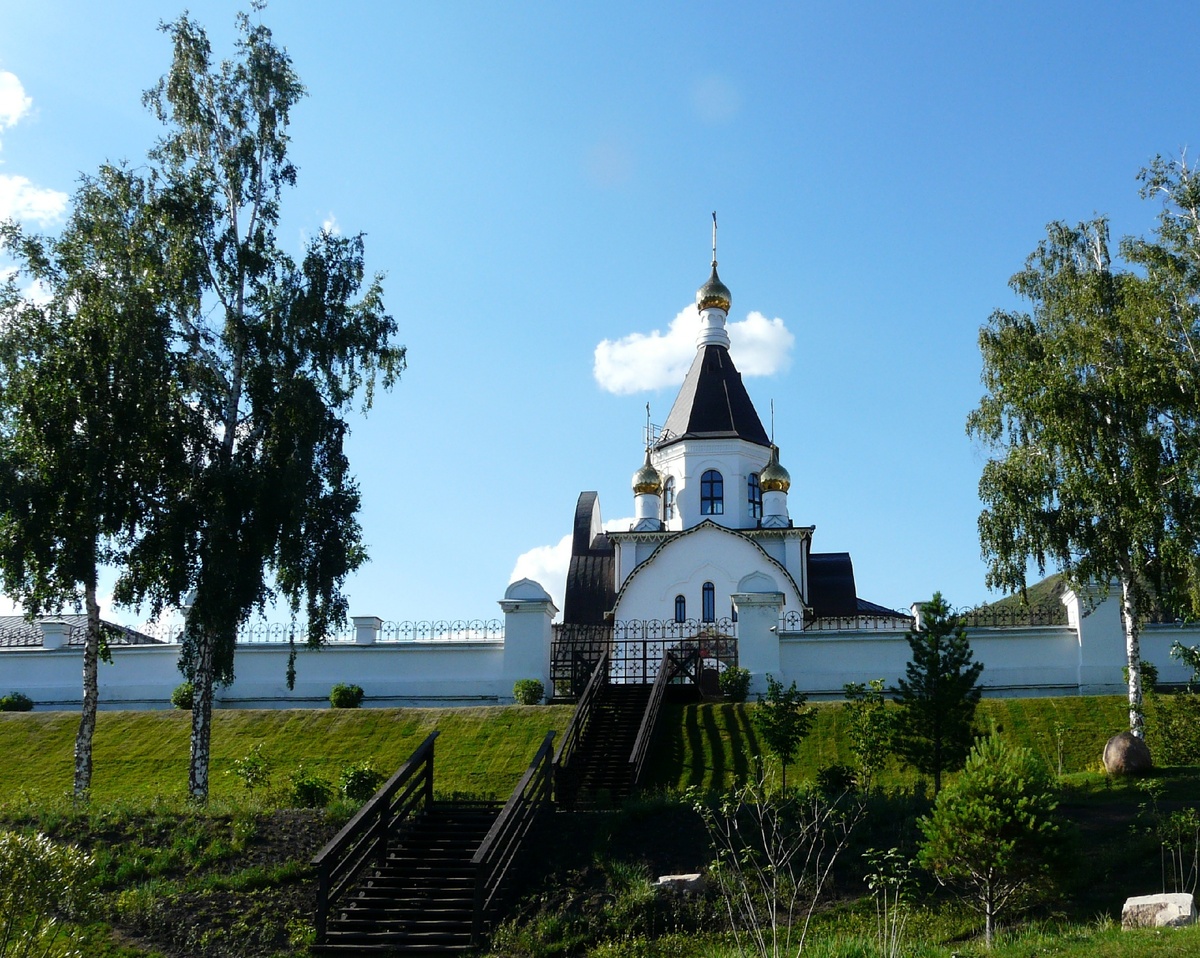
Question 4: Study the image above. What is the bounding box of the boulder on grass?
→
[1122,892,1197,929]
[655,873,705,897]
[1103,731,1152,776]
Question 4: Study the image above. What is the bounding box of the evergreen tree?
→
[891,593,983,793]
[919,735,1063,948]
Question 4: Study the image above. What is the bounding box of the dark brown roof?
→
[0,614,164,648]
[807,553,859,618]
[563,492,616,626]
[656,345,770,448]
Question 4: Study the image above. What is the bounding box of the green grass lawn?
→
[647,694,1130,793]
[0,705,574,806]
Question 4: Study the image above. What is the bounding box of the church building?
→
[563,243,899,635]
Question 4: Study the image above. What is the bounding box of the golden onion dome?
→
[759,445,791,493]
[632,450,663,495]
[696,263,732,313]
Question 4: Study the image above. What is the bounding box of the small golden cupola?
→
[696,263,732,313]
[632,448,663,495]
[759,444,791,493]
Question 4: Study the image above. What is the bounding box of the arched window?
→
[748,472,762,519]
[674,594,686,623]
[702,582,716,623]
[700,470,723,515]
[663,476,676,521]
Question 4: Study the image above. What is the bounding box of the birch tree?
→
[123,10,404,800]
[0,166,195,796]
[968,206,1200,739]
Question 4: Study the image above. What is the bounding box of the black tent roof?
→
[657,345,770,448]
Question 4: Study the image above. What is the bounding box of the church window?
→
[664,476,676,520]
[748,473,762,519]
[675,594,686,623]
[702,582,715,622]
[700,470,723,515]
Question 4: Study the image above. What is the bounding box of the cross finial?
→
[711,211,718,266]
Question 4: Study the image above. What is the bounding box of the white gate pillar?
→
[732,592,785,696]
[500,579,558,700]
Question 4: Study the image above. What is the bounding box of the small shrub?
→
[329,683,365,708]
[227,743,271,791]
[0,830,95,953]
[170,681,194,710]
[719,666,751,702]
[513,678,545,705]
[0,691,33,712]
[816,763,858,797]
[288,765,334,808]
[1149,691,1200,766]
[339,760,385,802]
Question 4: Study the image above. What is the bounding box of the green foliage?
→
[815,764,858,797]
[968,160,1200,738]
[918,734,1064,948]
[719,666,752,702]
[752,674,815,790]
[1148,691,1200,767]
[1123,660,1158,692]
[1173,641,1200,689]
[892,594,983,793]
[513,678,545,705]
[170,682,194,710]
[0,693,32,713]
[0,830,94,957]
[690,774,865,958]
[329,683,365,709]
[287,765,333,808]
[338,760,385,803]
[226,744,271,792]
[863,846,915,958]
[842,679,895,791]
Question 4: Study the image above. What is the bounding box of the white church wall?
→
[653,438,772,531]
[612,524,802,623]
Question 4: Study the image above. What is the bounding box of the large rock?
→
[1103,731,1152,775]
[1122,892,1197,929]
[655,873,705,897]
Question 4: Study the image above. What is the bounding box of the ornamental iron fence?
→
[551,619,737,696]
[115,618,505,645]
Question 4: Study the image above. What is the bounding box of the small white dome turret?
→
[761,445,791,528]
[632,449,664,531]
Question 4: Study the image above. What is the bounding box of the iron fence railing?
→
[121,618,505,645]
[551,620,738,694]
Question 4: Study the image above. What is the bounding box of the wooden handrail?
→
[629,652,670,786]
[311,731,440,945]
[470,730,557,943]
[552,650,608,769]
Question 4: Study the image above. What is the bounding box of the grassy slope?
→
[0,706,574,805]
[647,695,1130,792]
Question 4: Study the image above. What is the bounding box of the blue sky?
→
[2,2,1199,626]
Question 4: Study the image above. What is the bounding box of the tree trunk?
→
[74,581,101,797]
[189,629,216,802]
[984,880,995,949]
[1120,576,1145,738]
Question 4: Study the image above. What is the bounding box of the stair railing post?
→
[315,864,329,944]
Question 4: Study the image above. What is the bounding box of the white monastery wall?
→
[3,581,1198,710]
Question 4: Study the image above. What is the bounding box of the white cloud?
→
[508,516,637,618]
[0,71,32,137]
[593,304,794,395]
[0,174,67,225]
[322,212,341,235]
[509,534,572,614]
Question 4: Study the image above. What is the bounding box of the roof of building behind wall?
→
[657,345,771,448]
[0,614,163,648]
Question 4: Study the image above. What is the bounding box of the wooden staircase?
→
[318,801,500,954]
[313,730,556,956]
[572,683,652,805]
